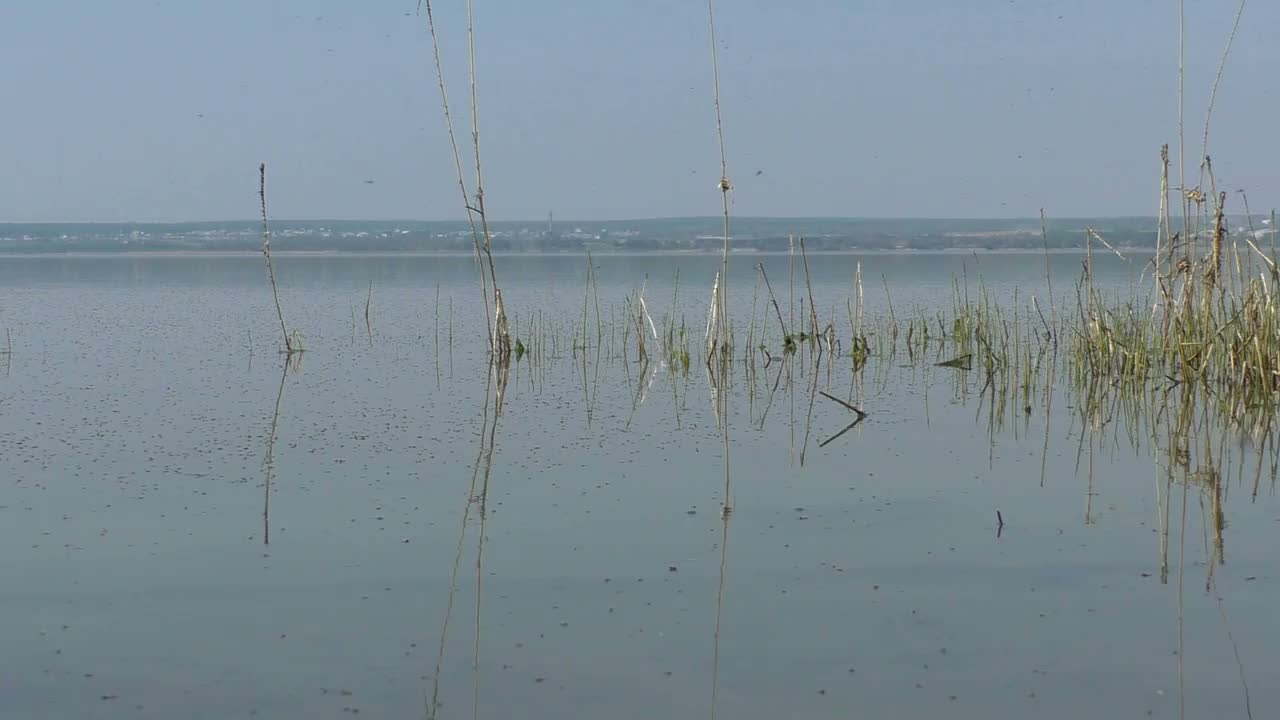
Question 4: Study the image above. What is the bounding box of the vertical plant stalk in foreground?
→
[703,4,733,720]
[705,0,731,362]
[259,163,300,355]
[421,0,508,357]
[464,0,511,359]
[1198,0,1247,186]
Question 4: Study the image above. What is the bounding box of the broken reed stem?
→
[799,237,819,342]
[757,263,789,341]
[1086,227,1126,260]
[258,163,297,355]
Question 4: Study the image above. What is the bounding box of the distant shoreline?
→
[0,216,1191,254]
[0,247,1131,259]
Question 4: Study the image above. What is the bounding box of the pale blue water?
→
[0,253,1275,719]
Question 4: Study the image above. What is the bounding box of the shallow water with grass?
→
[1,253,1276,719]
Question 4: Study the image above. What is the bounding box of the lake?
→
[1,252,1275,719]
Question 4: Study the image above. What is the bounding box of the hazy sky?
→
[3,1,1277,222]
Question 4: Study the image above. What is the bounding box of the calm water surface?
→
[1,253,1276,719]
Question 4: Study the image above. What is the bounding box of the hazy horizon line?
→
[0,214,1184,226]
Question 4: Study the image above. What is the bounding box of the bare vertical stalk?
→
[421,0,492,347]
[855,262,864,340]
[757,263,789,343]
[799,237,819,343]
[703,9,733,718]
[1200,0,1247,172]
[1039,209,1057,343]
[1177,0,1188,252]
[259,163,299,355]
[1210,191,1227,290]
[465,0,511,360]
[788,235,795,336]
[705,0,731,361]
[1158,145,1174,316]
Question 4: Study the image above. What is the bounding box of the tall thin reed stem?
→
[705,0,731,361]
[258,163,298,355]
[421,0,492,347]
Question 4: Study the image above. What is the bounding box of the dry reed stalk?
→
[855,262,864,338]
[1236,191,1276,273]
[590,251,603,348]
[756,263,789,342]
[421,0,492,347]
[705,0,731,364]
[1178,0,1188,262]
[799,237,819,343]
[1040,209,1057,342]
[638,280,661,358]
[1209,191,1227,290]
[1199,0,1248,177]
[1157,144,1176,331]
[258,163,300,355]
[1085,227,1126,261]
[788,235,795,335]
[882,274,897,344]
[421,0,508,358]
[703,8,733,714]
[1272,210,1278,265]
[704,272,720,355]
[464,0,513,359]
